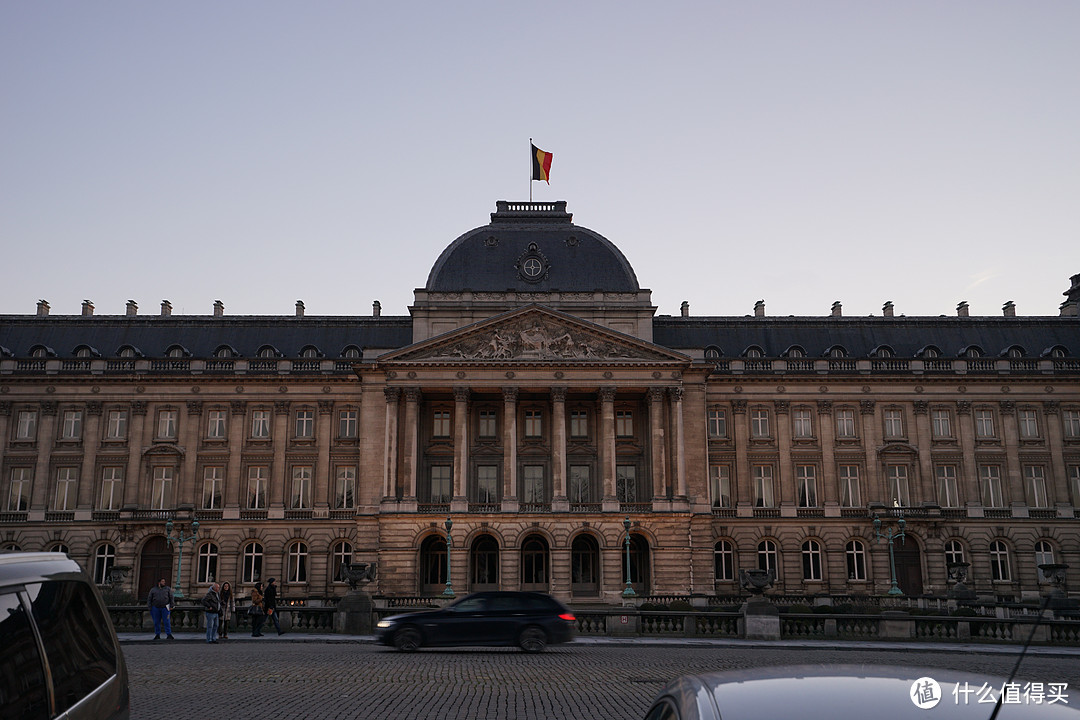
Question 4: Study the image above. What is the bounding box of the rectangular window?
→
[615,411,634,438]
[157,410,177,440]
[339,410,358,438]
[54,468,77,511]
[569,410,588,438]
[752,465,774,507]
[750,409,771,439]
[1071,466,1080,506]
[1025,465,1048,507]
[207,410,227,439]
[1063,410,1080,439]
[980,465,1004,507]
[883,409,904,439]
[202,467,223,509]
[975,409,996,438]
[251,410,271,438]
[335,466,356,509]
[60,411,82,440]
[707,409,727,439]
[839,465,861,507]
[792,409,813,439]
[475,465,498,504]
[432,411,451,438]
[524,465,547,504]
[247,466,268,509]
[15,410,37,440]
[7,468,31,511]
[291,466,313,508]
[100,467,123,510]
[106,410,127,439]
[796,465,817,507]
[616,465,637,502]
[524,410,543,438]
[477,410,497,438]
[835,409,856,439]
[935,465,959,507]
[568,465,590,503]
[428,465,451,503]
[887,465,910,506]
[151,467,173,509]
[295,410,314,438]
[1018,409,1039,439]
[709,465,731,508]
[931,409,952,438]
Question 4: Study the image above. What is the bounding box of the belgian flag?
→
[531,144,553,183]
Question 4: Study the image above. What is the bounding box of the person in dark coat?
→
[249,582,265,637]
[263,577,283,635]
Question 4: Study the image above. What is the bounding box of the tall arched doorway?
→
[893,537,923,596]
[627,534,651,596]
[419,535,447,596]
[470,534,499,591]
[138,536,173,600]
[571,534,600,597]
[520,534,549,592]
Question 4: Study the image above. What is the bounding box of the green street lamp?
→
[622,516,637,598]
[442,516,455,598]
[872,512,906,596]
[165,518,200,599]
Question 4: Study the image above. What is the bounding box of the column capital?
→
[0,402,10,417]
[773,400,789,414]
[404,388,423,403]
[502,387,518,403]
[599,386,617,403]
[955,400,972,415]
[816,400,833,415]
[647,387,666,403]
[859,400,876,415]
[550,386,567,403]
[318,399,334,414]
[384,386,401,403]
[998,400,1016,415]
[913,400,928,415]
[131,400,148,416]
[186,400,203,416]
[41,401,58,416]
[453,387,470,403]
[1043,400,1060,415]
[667,386,683,403]
[85,401,104,416]
[274,400,291,415]
[731,399,747,414]
[230,400,247,416]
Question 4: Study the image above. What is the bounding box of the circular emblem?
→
[522,258,543,277]
[516,243,549,283]
[909,677,941,709]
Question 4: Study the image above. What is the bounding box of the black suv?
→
[375,591,576,652]
[0,552,130,719]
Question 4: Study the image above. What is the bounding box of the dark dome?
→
[425,201,640,293]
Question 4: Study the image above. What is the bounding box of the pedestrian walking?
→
[249,582,266,637]
[219,581,235,639]
[263,577,283,635]
[202,582,222,644]
[147,578,175,640]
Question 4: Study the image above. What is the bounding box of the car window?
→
[449,596,487,612]
[0,590,49,720]
[489,595,525,612]
[644,698,679,720]
[27,581,118,715]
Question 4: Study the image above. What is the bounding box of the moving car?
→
[375,591,575,652]
[0,552,130,719]
[643,665,1079,720]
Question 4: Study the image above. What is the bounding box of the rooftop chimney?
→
[213,300,224,317]
[680,300,689,317]
[295,300,305,317]
[81,299,94,316]
[957,301,969,317]
[36,299,50,317]
[1002,301,1015,317]
[883,301,894,317]
[1061,273,1080,317]
[161,300,172,316]
[754,300,765,318]
[831,301,842,317]
[373,300,381,317]
[126,300,138,316]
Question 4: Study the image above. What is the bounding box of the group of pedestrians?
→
[147,577,284,642]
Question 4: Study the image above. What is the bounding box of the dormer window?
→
[30,346,48,358]
[1006,346,1025,358]
[257,346,278,358]
[117,346,138,358]
[963,346,983,358]
[74,347,93,358]
[785,347,805,358]
[704,346,721,361]
[214,346,236,358]
[873,346,894,359]
[341,346,361,359]
[166,346,186,359]
[300,346,320,359]
[745,347,763,359]
[827,346,847,358]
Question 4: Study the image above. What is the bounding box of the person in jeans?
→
[202,582,222,644]
[147,578,175,640]
[249,582,266,637]
[263,577,283,635]
[219,581,235,639]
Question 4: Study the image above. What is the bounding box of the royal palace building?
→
[1,201,1078,605]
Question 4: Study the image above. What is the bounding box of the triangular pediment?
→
[379,305,689,365]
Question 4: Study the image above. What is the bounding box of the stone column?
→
[774,401,793,507]
[818,401,837,507]
[452,387,469,510]
[402,389,421,500]
[180,401,203,507]
[1043,401,1069,507]
[383,388,401,500]
[955,401,979,509]
[502,387,518,503]
[270,401,290,509]
[599,387,617,505]
[316,400,334,510]
[731,399,750,513]
[999,401,1020,506]
[30,402,58,511]
[912,401,933,505]
[78,402,103,509]
[225,401,246,510]
[551,387,567,504]
[648,388,667,499]
[0,404,9,497]
[123,402,148,508]
[859,400,882,503]
[669,387,687,498]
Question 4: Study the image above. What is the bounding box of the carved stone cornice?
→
[502,387,518,403]
[550,386,567,403]
[86,401,103,416]
[955,400,971,415]
[913,400,928,415]
[274,400,291,415]
[384,387,401,404]
[186,401,203,416]
[731,399,747,414]
[859,400,876,415]
[816,400,833,415]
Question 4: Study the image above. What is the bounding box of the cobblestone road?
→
[124,638,1080,719]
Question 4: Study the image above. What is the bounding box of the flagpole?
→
[529,137,533,202]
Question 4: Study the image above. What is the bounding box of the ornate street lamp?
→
[622,516,636,598]
[442,516,455,598]
[872,512,906,596]
[165,518,200,599]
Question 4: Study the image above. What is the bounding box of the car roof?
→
[0,552,86,586]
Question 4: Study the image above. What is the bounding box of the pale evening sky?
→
[1,1,1077,320]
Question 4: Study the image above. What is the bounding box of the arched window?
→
[300,346,321,358]
[30,346,49,358]
[118,346,137,358]
[242,542,263,584]
[628,535,650,595]
[714,540,734,582]
[704,346,721,361]
[571,534,600,596]
[470,534,499,589]
[166,345,186,358]
[827,346,848,358]
[341,346,362,359]
[873,346,894,359]
[785,346,805,358]
[1,543,23,553]
[845,540,866,581]
[257,346,278,359]
[419,535,448,595]
[757,540,778,575]
[332,540,353,583]
[744,346,763,359]
[1007,346,1026,358]
[93,543,116,585]
[1035,541,1055,582]
[287,541,308,583]
[989,541,1010,582]
[214,346,236,358]
[1048,346,1067,358]
[197,542,218,584]
[801,540,822,581]
[49,543,70,555]
[520,535,549,591]
[963,346,984,358]
[74,346,94,358]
